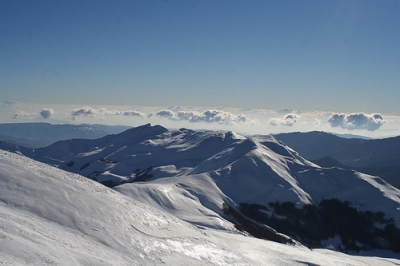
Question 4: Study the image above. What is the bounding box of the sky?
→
[1,0,399,138]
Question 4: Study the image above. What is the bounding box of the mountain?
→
[273,131,400,168]
[332,133,372,140]
[273,131,400,189]
[7,123,400,253]
[2,150,400,265]
[0,122,131,148]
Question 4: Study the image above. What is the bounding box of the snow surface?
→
[1,150,400,265]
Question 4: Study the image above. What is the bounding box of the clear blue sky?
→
[1,0,400,137]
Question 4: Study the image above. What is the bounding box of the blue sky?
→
[1,0,399,137]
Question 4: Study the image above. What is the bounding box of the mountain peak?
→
[117,123,168,138]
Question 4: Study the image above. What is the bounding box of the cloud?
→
[156,110,176,119]
[276,108,295,114]
[71,106,97,120]
[269,114,300,127]
[102,110,122,115]
[98,108,146,117]
[123,110,146,117]
[2,100,18,108]
[71,107,147,120]
[166,106,182,112]
[156,109,258,125]
[40,108,54,119]
[13,111,36,119]
[328,113,386,131]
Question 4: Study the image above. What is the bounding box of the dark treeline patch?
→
[236,199,400,253]
[96,166,154,188]
[129,166,154,183]
[99,157,118,164]
[222,203,295,245]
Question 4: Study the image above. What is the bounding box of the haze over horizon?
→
[1,0,399,138]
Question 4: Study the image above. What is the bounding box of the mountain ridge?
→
[273,131,400,189]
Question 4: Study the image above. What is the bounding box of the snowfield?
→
[1,150,400,265]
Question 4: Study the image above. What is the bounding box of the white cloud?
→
[13,111,36,119]
[166,106,182,112]
[102,110,122,115]
[269,114,300,127]
[40,108,54,119]
[71,107,146,120]
[156,110,176,119]
[122,110,146,117]
[328,113,386,131]
[2,100,18,108]
[71,106,97,120]
[156,109,258,126]
[98,107,146,117]
[276,109,295,114]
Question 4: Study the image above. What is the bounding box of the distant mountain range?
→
[0,122,131,148]
[273,131,400,189]
[2,123,399,253]
[332,133,372,140]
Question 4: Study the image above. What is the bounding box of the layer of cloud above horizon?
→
[71,106,97,120]
[99,108,146,117]
[328,113,386,131]
[13,111,36,119]
[2,101,18,108]
[71,107,147,120]
[8,104,390,134]
[155,109,259,126]
[270,114,300,127]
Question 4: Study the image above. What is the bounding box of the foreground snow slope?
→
[2,151,400,265]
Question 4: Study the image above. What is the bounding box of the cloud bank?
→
[71,106,97,120]
[40,108,54,119]
[328,113,386,131]
[2,100,18,108]
[270,114,300,127]
[156,109,258,125]
[71,106,146,120]
[13,111,36,119]
[122,110,145,117]
[276,109,295,114]
[99,109,145,117]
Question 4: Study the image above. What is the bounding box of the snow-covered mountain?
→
[2,124,400,254]
[272,131,400,168]
[273,131,400,189]
[5,123,398,253]
[2,150,400,265]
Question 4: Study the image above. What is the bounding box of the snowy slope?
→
[1,150,400,265]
